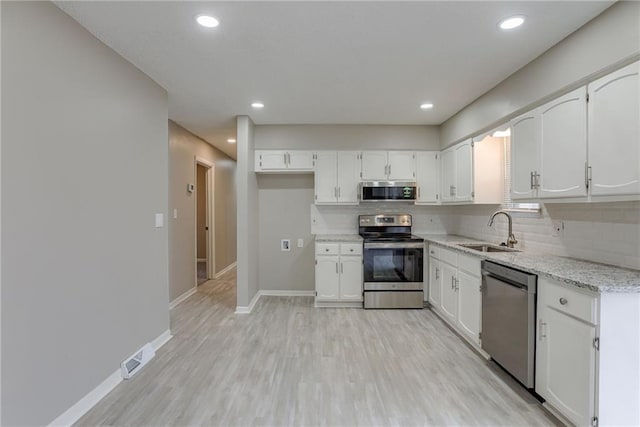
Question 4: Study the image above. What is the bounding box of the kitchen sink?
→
[458,243,519,253]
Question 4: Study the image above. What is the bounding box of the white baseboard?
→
[260,290,315,297]
[235,290,261,314]
[169,286,197,310]
[235,290,315,314]
[48,329,172,427]
[215,261,237,278]
[314,301,363,308]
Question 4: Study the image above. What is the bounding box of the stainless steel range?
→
[359,214,424,309]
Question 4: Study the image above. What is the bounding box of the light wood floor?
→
[76,269,559,426]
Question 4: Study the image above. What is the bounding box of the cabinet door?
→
[287,151,315,170]
[336,152,361,204]
[387,151,416,181]
[428,258,442,308]
[256,150,288,171]
[454,141,474,202]
[361,151,389,180]
[441,148,456,202]
[588,61,640,197]
[416,152,440,203]
[339,256,363,301]
[456,270,481,345]
[536,305,596,427]
[314,152,338,204]
[511,113,540,199]
[315,256,340,301]
[539,87,588,198]
[440,263,458,324]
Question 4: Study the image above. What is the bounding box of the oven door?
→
[363,242,424,290]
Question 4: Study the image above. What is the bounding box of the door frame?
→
[194,157,215,283]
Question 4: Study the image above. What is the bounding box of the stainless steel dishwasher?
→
[481,260,537,388]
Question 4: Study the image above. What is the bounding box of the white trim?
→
[151,329,173,351]
[215,261,237,278]
[314,301,363,308]
[48,329,172,427]
[235,291,261,314]
[194,156,216,283]
[169,286,197,310]
[261,290,315,297]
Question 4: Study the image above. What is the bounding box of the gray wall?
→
[236,116,259,308]
[1,2,169,425]
[169,121,237,302]
[440,1,640,147]
[255,124,440,150]
[258,175,315,292]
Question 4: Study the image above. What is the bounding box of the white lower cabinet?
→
[535,277,640,427]
[315,241,363,305]
[428,245,482,348]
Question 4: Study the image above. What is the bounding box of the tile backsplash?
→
[311,201,640,270]
[448,202,640,270]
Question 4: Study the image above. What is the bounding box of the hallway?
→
[76,268,557,426]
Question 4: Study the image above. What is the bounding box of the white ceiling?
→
[54,1,613,159]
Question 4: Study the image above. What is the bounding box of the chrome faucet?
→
[488,210,518,248]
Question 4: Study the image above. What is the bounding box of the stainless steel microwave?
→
[360,181,417,202]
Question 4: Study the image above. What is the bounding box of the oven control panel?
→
[359,214,412,227]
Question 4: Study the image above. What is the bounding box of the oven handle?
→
[364,242,424,249]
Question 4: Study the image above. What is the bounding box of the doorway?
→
[195,158,215,286]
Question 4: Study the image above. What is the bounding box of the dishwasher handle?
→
[482,271,530,292]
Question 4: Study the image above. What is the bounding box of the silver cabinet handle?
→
[388,164,391,177]
[338,187,341,198]
[559,297,568,305]
[455,278,459,291]
[418,187,421,198]
[530,171,535,190]
[585,163,592,190]
[539,319,547,341]
[451,276,455,289]
[535,172,541,189]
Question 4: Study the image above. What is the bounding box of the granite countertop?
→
[419,234,640,294]
[315,234,363,243]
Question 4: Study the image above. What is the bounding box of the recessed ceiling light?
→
[227,138,236,144]
[251,102,264,109]
[420,103,434,110]
[196,15,219,28]
[499,15,525,30]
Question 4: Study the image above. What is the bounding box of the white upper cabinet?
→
[415,151,440,204]
[255,150,314,172]
[387,151,416,181]
[454,141,473,202]
[314,151,338,204]
[539,87,588,199]
[361,151,416,181]
[314,151,360,205]
[588,61,640,197]
[336,151,361,203]
[511,112,541,200]
[441,138,503,204]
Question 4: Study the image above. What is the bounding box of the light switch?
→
[155,213,164,228]
[297,238,304,248]
[173,208,178,219]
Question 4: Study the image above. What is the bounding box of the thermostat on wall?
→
[187,183,195,193]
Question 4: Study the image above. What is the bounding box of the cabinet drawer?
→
[438,247,458,266]
[542,279,598,325]
[457,254,481,276]
[340,243,362,255]
[316,243,340,255]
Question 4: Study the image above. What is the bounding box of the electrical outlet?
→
[552,220,564,237]
[281,239,291,251]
